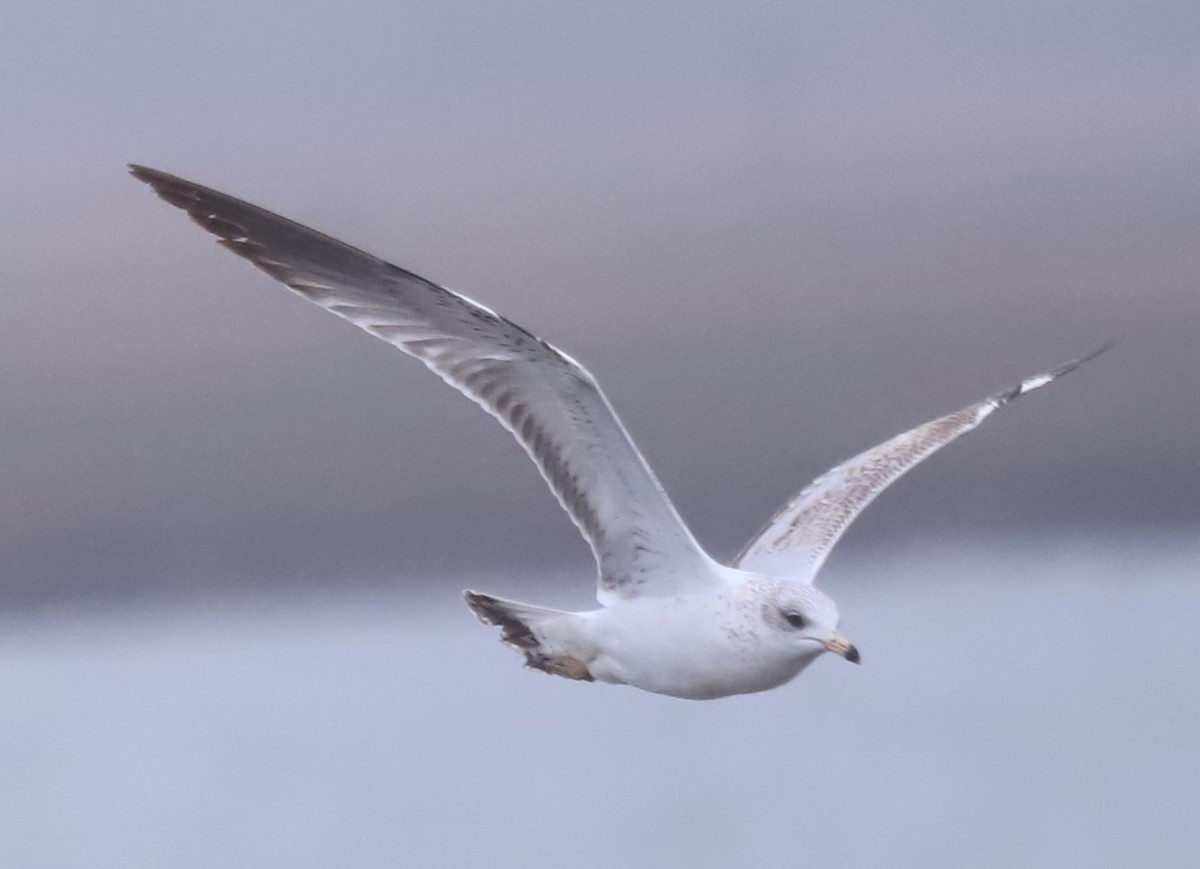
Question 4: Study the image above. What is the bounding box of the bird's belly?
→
[585,607,816,700]
[591,645,812,700]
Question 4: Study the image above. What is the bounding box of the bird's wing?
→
[130,165,720,602]
[732,345,1111,583]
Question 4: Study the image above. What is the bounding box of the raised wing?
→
[130,165,719,601]
[733,345,1111,583]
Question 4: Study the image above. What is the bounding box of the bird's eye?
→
[783,611,807,629]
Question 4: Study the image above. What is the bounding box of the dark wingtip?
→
[128,164,206,212]
[128,163,163,183]
[993,339,1116,406]
[1050,338,1118,379]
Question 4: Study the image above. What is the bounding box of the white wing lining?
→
[130,165,719,601]
[733,344,1112,584]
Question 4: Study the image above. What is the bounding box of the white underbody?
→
[538,577,828,700]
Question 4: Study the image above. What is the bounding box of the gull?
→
[130,165,1108,700]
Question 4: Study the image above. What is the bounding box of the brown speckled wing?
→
[130,165,719,601]
[733,345,1111,584]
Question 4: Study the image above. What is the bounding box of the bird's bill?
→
[823,632,861,664]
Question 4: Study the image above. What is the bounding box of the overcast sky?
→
[2,1,1197,606]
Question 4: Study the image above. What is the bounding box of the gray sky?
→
[2,1,1197,605]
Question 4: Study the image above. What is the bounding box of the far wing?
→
[130,165,719,602]
[733,346,1111,583]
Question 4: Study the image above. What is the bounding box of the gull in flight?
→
[131,165,1108,700]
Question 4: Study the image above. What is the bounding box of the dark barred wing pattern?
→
[130,165,716,600]
[733,345,1110,584]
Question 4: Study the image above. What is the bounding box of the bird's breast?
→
[583,593,811,699]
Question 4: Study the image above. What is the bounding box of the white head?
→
[761,581,860,665]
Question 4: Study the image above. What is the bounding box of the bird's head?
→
[761,582,860,665]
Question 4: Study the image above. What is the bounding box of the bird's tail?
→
[463,590,594,681]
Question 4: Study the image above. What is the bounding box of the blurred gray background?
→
[3,0,1196,607]
[1,2,1198,867]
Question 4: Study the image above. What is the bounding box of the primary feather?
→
[129,164,719,602]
